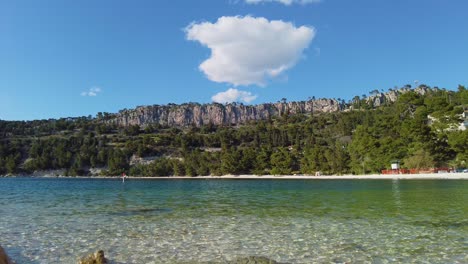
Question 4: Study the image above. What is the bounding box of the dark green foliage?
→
[1,85,467,176]
[270,147,295,175]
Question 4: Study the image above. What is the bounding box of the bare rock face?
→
[365,86,435,108]
[0,246,13,264]
[103,86,437,128]
[78,250,107,264]
[106,99,344,127]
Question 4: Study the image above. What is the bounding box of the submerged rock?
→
[78,250,108,264]
[228,256,283,264]
[112,207,172,217]
[0,246,13,264]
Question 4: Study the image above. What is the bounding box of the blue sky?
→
[1,0,467,120]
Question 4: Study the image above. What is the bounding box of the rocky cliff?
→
[105,86,436,127]
[105,99,344,127]
[363,86,435,107]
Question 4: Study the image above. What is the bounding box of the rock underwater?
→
[227,256,284,264]
[78,250,108,264]
[0,246,13,264]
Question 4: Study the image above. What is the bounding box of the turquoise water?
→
[0,178,467,263]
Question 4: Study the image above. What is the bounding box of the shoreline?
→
[3,173,468,180]
[132,173,468,180]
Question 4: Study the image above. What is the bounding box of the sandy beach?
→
[122,173,468,180]
[14,172,466,180]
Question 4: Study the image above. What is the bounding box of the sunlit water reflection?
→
[0,178,467,263]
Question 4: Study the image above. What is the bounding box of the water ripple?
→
[0,178,467,263]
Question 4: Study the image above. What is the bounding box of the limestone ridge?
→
[105,99,344,127]
[104,86,435,127]
[363,86,434,107]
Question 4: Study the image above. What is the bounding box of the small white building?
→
[459,111,468,131]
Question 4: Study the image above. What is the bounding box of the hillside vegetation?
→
[1,85,467,176]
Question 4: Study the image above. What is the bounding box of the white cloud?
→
[186,16,315,86]
[81,87,102,97]
[245,0,321,5]
[212,88,257,103]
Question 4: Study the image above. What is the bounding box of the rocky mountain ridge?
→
[104,86,435,127]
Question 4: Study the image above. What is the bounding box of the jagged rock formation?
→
[104,86,437,128]
[106,99,344,127]
[365,86,436,107]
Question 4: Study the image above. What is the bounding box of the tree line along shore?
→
[0,85,467,177]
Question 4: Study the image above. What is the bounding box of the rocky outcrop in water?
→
[106,99,344,127]
[0,246,13,264]
[78,250,107,264]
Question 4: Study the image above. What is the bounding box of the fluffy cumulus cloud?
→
[212,88,257,103]
[81,87,102,97]
[245,0,321,5]
[186,16,315,86]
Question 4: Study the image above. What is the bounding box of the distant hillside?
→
[0,84,467,177]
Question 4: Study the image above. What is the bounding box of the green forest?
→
[1,85,468,177]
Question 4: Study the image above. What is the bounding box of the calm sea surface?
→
[0,178,467,263]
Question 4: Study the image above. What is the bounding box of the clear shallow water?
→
[0,178,467,264]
